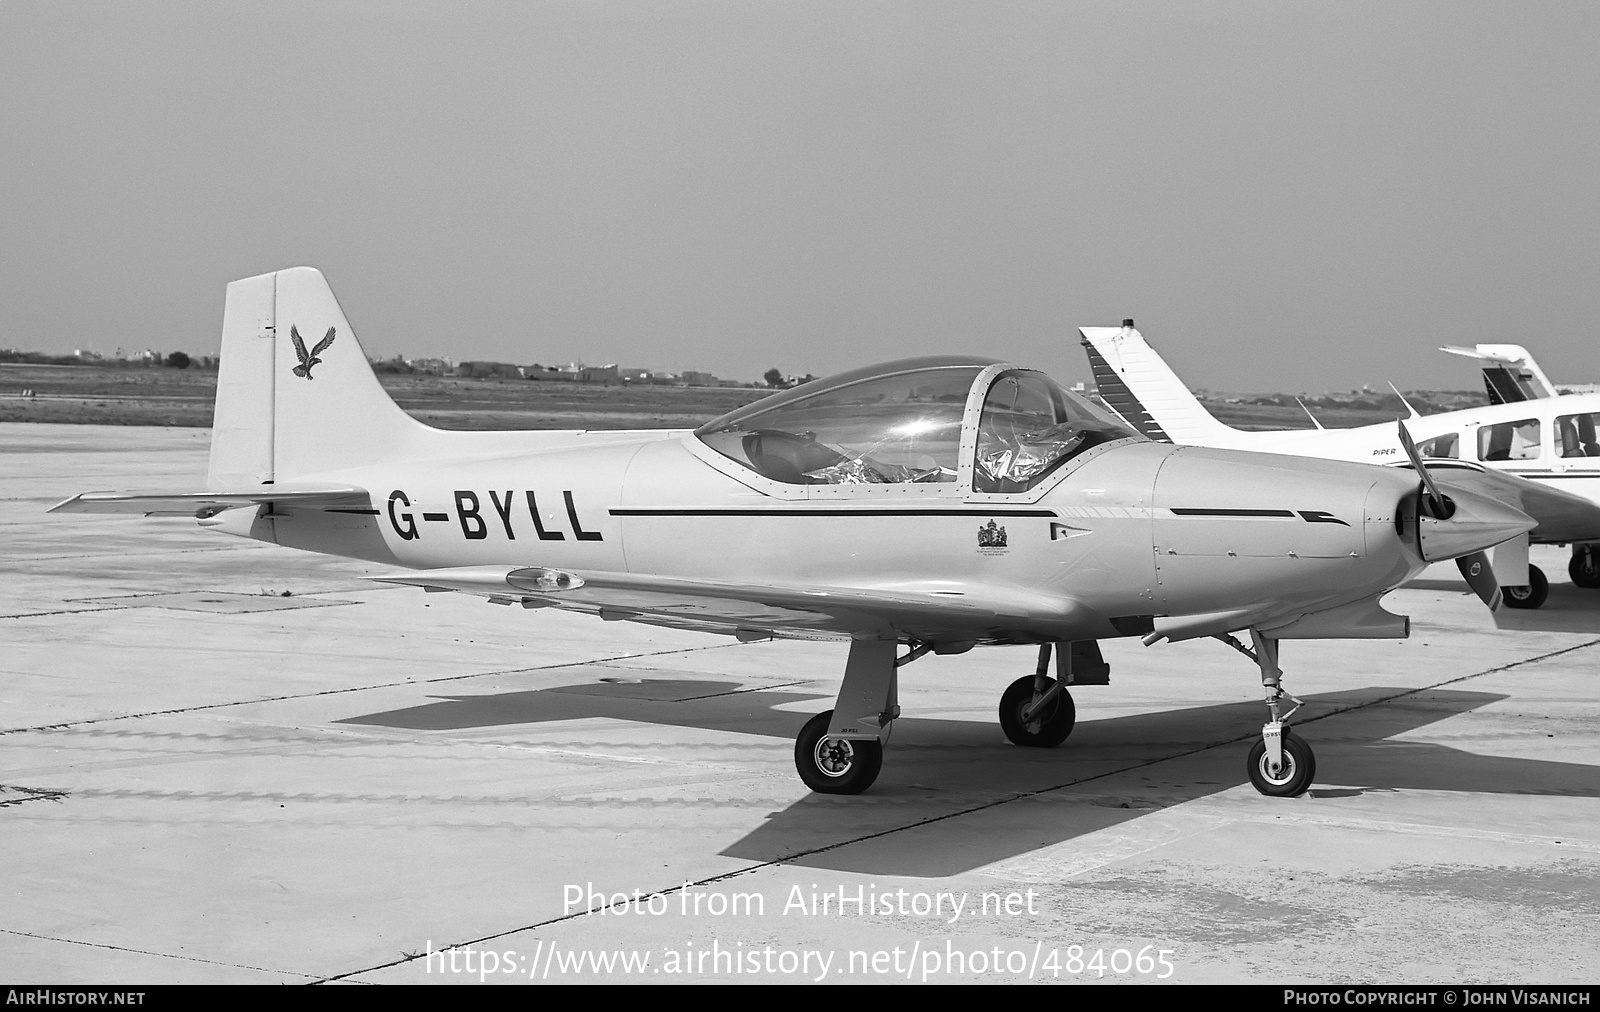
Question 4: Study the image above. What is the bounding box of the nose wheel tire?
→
[1571,550,1600,590]
[794,710,883,795]
[1502,564,1549,610]
[999,676,1076,747]
[1246,732,1315,797]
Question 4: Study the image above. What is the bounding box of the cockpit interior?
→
[695,356,1141,492]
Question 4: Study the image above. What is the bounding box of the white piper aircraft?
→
[52,269,1538,798]
[1080,322,1600,606]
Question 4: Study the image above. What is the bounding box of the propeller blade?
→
[1398,420,1453,518]
[1456,550,1502,611]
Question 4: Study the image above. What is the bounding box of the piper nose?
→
[1416,486,1536,562]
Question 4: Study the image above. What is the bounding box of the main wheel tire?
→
[1503,564,1550,609]
[1570,549,1600,590]
[1246,731,1316,797]
[794,710,882,795]
[998,675,1076,747]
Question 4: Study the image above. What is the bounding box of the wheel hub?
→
[814,737,855,777]
[1021,700,1046,733]
[1257,749,1296,786]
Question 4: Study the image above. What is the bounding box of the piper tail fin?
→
[208,267,430,488]
[1438,343,1559,404]
[1077,322,1239,444]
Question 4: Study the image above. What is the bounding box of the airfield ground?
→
[2,423,1597,984]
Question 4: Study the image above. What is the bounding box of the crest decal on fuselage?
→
[978,519,1008,551]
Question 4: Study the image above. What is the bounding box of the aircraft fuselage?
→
[218,434,1430,646]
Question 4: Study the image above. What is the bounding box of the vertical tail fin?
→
[1438,344,1559,404]
[207,267,430,489]
[1077,322,1239,445]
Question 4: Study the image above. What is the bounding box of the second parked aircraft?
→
[1080,322,1600,606]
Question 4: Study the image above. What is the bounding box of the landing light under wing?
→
[372,565,1095,644]
[49,487,370,519]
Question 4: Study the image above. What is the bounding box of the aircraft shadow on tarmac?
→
[340,679,1600,876]
[338,678,832,738]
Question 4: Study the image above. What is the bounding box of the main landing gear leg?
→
[999,643,1078,747]
[795,639,916,795]
[1218,629,1315,797]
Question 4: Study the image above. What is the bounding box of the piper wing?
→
[1410,461,1600,544]
[48,487,370,519]
[372,565,1097,644]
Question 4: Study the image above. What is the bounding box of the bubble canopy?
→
[695,356,1142,491]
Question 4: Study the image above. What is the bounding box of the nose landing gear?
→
[1218,629,1315,797]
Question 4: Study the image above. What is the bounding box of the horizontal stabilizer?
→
[49,487,369,519]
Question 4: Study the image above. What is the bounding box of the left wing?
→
[372,565,1104,644]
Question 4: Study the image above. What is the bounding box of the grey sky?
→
[3,1,1596,391]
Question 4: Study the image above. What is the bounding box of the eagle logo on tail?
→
[291,325,336,379]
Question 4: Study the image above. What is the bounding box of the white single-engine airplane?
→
[53,269,1538,797]
[1081,322,1600,606]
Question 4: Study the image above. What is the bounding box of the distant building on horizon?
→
[519,361,622,383]
[434,357,740,386]
[456,360,522,380]
[406,356,453,375]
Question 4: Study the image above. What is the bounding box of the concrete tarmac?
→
[3,423,1597,984]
